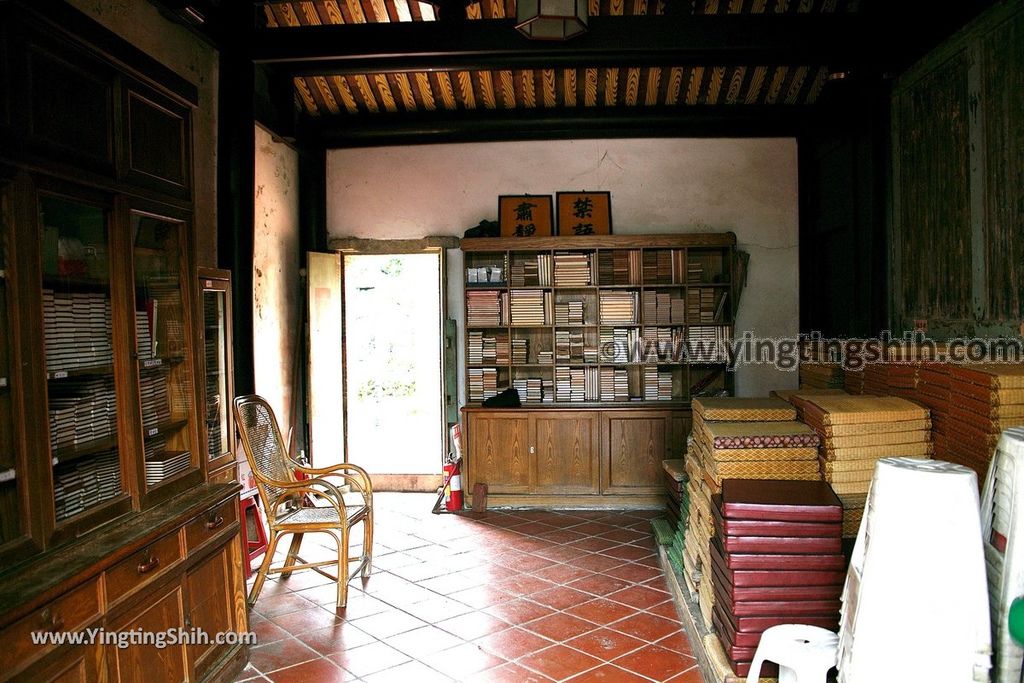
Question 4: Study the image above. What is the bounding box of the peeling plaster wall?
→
[66,0,219,267]
[327,138,800,400]
[254,126,301,441]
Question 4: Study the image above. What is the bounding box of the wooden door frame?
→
[331,238,457,491]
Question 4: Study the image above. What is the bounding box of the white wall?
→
[253,126,301,439]
[68,0,219,267]
[326,138,799,399]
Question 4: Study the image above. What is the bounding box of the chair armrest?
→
[267,478,346,517]
[297,463,374,498]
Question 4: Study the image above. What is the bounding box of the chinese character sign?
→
[499,195,554,238]
[557,192,611,236]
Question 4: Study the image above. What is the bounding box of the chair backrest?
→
[233,394,297,519]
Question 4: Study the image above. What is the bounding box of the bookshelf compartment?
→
[465,252,507,286]
[132,212,198,491]
[512,328,553,365]
[39,195,127,522]
[462,234,737,409]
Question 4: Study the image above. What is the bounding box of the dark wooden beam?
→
[298,105,812,148]
[251,14,890,74]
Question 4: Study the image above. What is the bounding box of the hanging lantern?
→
[516,0,589,41]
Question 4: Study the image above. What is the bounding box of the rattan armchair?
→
[233,394,373,609]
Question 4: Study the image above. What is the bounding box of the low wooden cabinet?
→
[0,484,248,683]
[463,406,689,507]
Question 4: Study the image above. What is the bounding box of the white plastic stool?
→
[745,624,838,683]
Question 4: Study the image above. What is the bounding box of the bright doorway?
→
[342,251,445,490]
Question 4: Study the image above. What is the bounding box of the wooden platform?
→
[658,545,778,683]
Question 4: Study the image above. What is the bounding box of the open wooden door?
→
[306,251,344,467]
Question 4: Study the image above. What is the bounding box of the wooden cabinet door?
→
[665,411,692,461]
[108,581,187,683]
[12,638,103,683]
[533,412,598,494]
[185,544,238,678]
[601,411,667,494]
[466,413,530,493]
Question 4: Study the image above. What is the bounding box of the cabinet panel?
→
[124,84,191,198]
[467,413,530,493]
[12,639,103,683]
[186,545,236,676]
[23,42,114,173]
[666,412,692,460]
[602,412,666,494]
[533,412,598,494]
[198,271,234,474]
[108,581,187,683]
[0,179,21,551]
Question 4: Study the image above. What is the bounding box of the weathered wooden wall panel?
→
[891,1,1023,337]
[982,11,1024,321]
[896,52,972,321]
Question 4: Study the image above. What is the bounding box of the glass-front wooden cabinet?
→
[131,209,201,499]
[41,195,129,527]
[198,268,234,478]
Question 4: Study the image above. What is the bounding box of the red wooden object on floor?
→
[239,492,268,579]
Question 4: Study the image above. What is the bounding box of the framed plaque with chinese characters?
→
[557,191,612,236]
[499,195,554,238]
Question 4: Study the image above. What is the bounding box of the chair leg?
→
[336,528,349,609]
[248,529,282,608]
[280,532,304,579]
[361,510,373,578]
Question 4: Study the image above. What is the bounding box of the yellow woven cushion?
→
[950,364,1024,389]
[816,418,932,437]
[703,421,819,449]
[800,395,929,425]
[692,397,797,422]
[823,430,931,449]
[710,446,819,462]
[822,442,934,461]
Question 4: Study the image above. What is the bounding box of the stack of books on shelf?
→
[513,377,548,403]
[671,297,686,324]
[554,300,585,325]
[510,290,550,326]
[144,448,192,486]
[555,331,571,362]
[711,480,845,678]
[553,252,593,287]
[584,367,599,401]
[139,371,172,430]
[468,331,509,365]
[598,250,641,285]
[43,290,114,372]
[600,327,639,364]
[537,349,553,365]
[466,263,506,284]
[53,448,121,522]
[641,327,683,362]
[511,338,528,364]
[599,367,630,401]
[468,368,499,401]
[787,394,932,538]
[686,287,722,323]
[599,291,638,324]
[687,259,704,283]
[467,290,506,326]
[48,378,118,449]
[510,254,552,286]
[687,326,731,363]
[643,250,674,284]
[642,291,675,325]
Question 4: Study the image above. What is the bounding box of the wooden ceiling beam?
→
[298,104,812,147]
[251,14,900,74]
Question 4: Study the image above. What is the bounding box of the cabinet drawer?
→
[105,532,182,602]
[184,499,237,552]
[0,577,102,673]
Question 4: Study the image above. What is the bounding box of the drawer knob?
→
[205,514,225,530]
[137,555,161,574]
[39,608,64,632]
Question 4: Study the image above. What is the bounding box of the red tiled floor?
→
[244,493,699,682]
[518,644,603,681]
[614,644,698,681]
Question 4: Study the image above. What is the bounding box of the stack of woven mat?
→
[944,364,1024,478]
[711,479,846,678]
[663,459,688,576]
[789,394,932,537]
[799,362,846,390]
[685,397,821,629]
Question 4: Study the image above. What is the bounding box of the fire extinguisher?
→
[443,456,464,512]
